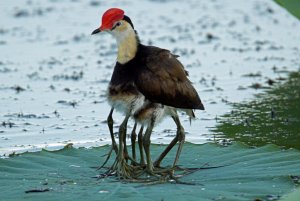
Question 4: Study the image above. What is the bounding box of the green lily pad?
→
[275,0,300,19]
[1,143,300,201]
[281,187,300,201]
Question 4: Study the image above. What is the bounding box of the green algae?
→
[214,71,300,149]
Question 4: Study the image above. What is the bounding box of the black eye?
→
[111,21,122,30]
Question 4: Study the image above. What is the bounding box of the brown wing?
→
[135,46,204,110]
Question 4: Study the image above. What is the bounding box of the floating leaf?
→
[1,143,300,201]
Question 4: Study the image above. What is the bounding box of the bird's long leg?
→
[131,122,137,165]
[153,112,184,168]
[123,122,129,163]
[171,114,185,168]
[97,108,117,170]
[138,126,145,166]
[117,114,132,179]
[143,120,155,174]
[108,108,118,153]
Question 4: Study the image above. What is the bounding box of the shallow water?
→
[214,71,300,149]
[1,0,300,156]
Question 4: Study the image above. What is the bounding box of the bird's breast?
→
[133,102,166,126]
[107,83,144,115]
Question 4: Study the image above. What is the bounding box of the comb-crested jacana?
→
[92,8,204,179]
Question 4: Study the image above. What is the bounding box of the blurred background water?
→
[0,0,300,156]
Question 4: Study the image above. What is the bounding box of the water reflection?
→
[214,72,300,150]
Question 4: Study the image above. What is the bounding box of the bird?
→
[91,8,204,178]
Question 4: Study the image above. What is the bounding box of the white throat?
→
[113,27,138,64]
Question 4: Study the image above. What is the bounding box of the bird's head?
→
[91,8,135,41]
[92,8,139,64]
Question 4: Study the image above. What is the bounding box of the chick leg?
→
[143,120,155,173]
[154,112,184,168]
[123,121,129,162]
[97,108,117,170]
[107,108,118,153]
[137,125,145,165]
[116,114,132,179]
[131,122,137,165]
[171,115,185,168]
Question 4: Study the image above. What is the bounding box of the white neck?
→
[113,26,138,64]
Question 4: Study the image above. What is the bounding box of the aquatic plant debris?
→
[275,0,300,19]
[214,71,300,150]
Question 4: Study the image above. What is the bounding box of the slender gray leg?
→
[107,108,118,153]
[138,126,145,165]
[154,112,185,168]
[131,122,137,164]
[172,115,185,167]
[118,114,130,160]
[97,108,118,170]
[123,122,129,162]
[117,114,130,177]
[143,120,155,172]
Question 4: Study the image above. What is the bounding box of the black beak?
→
[91,28,101,35]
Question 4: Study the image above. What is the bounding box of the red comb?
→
[100,8,125,31]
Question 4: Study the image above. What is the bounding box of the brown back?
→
[135,45,204,110]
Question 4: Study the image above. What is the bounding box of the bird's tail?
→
[181,109,195,125]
